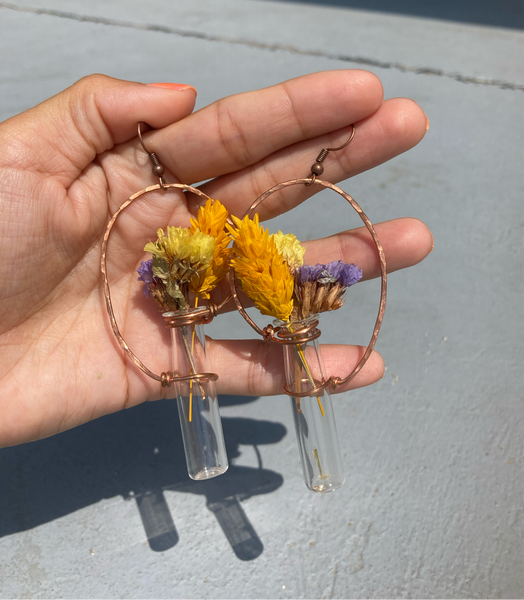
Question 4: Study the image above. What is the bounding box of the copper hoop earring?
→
[230,126,387,391]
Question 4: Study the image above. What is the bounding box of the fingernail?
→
[147,82,197,95]
[424,114,430,133]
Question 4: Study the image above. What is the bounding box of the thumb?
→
[0,74,197,185]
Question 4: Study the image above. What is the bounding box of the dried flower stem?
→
[180,325,206,418]
[188,297,199,422]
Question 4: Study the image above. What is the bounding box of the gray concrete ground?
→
[0,1,523,598]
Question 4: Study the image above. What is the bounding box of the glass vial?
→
[166,307,228,480]
[278,315,345,493]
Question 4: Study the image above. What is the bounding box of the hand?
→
[0,72,432,447]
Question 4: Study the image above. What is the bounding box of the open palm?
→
[0,72,432,447]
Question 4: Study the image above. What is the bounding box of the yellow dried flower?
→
[190,198,228,239]
[271,231,305,270]
[144,226,215,271]
[144,228,216,309]
[228,214,294,321]
[189,199,232,299]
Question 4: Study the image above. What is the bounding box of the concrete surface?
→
[0,0,523,598]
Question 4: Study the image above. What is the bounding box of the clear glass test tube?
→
[166,307,228,480]
[279,315,345,493]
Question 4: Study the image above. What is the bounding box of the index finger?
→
[147,70,383,184]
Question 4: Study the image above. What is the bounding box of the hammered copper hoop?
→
[230,178,387,393]
[100,183,231,387]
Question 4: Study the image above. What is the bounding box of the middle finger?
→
[200,97,427,220]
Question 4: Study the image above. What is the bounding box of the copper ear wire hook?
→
[138,122,167,189]
[137,121,148,152]
[306,124,356,186]
[325,125,356,152]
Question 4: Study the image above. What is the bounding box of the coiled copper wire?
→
[264,319,333,397]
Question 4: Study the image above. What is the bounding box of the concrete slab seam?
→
[1,1,522,92]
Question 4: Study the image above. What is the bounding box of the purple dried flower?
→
[326,260,363,287]
[297,264,324,284]
[297,260,362,288]
[137,259,154,298]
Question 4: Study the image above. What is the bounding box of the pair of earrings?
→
[100,123,387,493]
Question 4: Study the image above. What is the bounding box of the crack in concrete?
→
[2,1,523,92]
